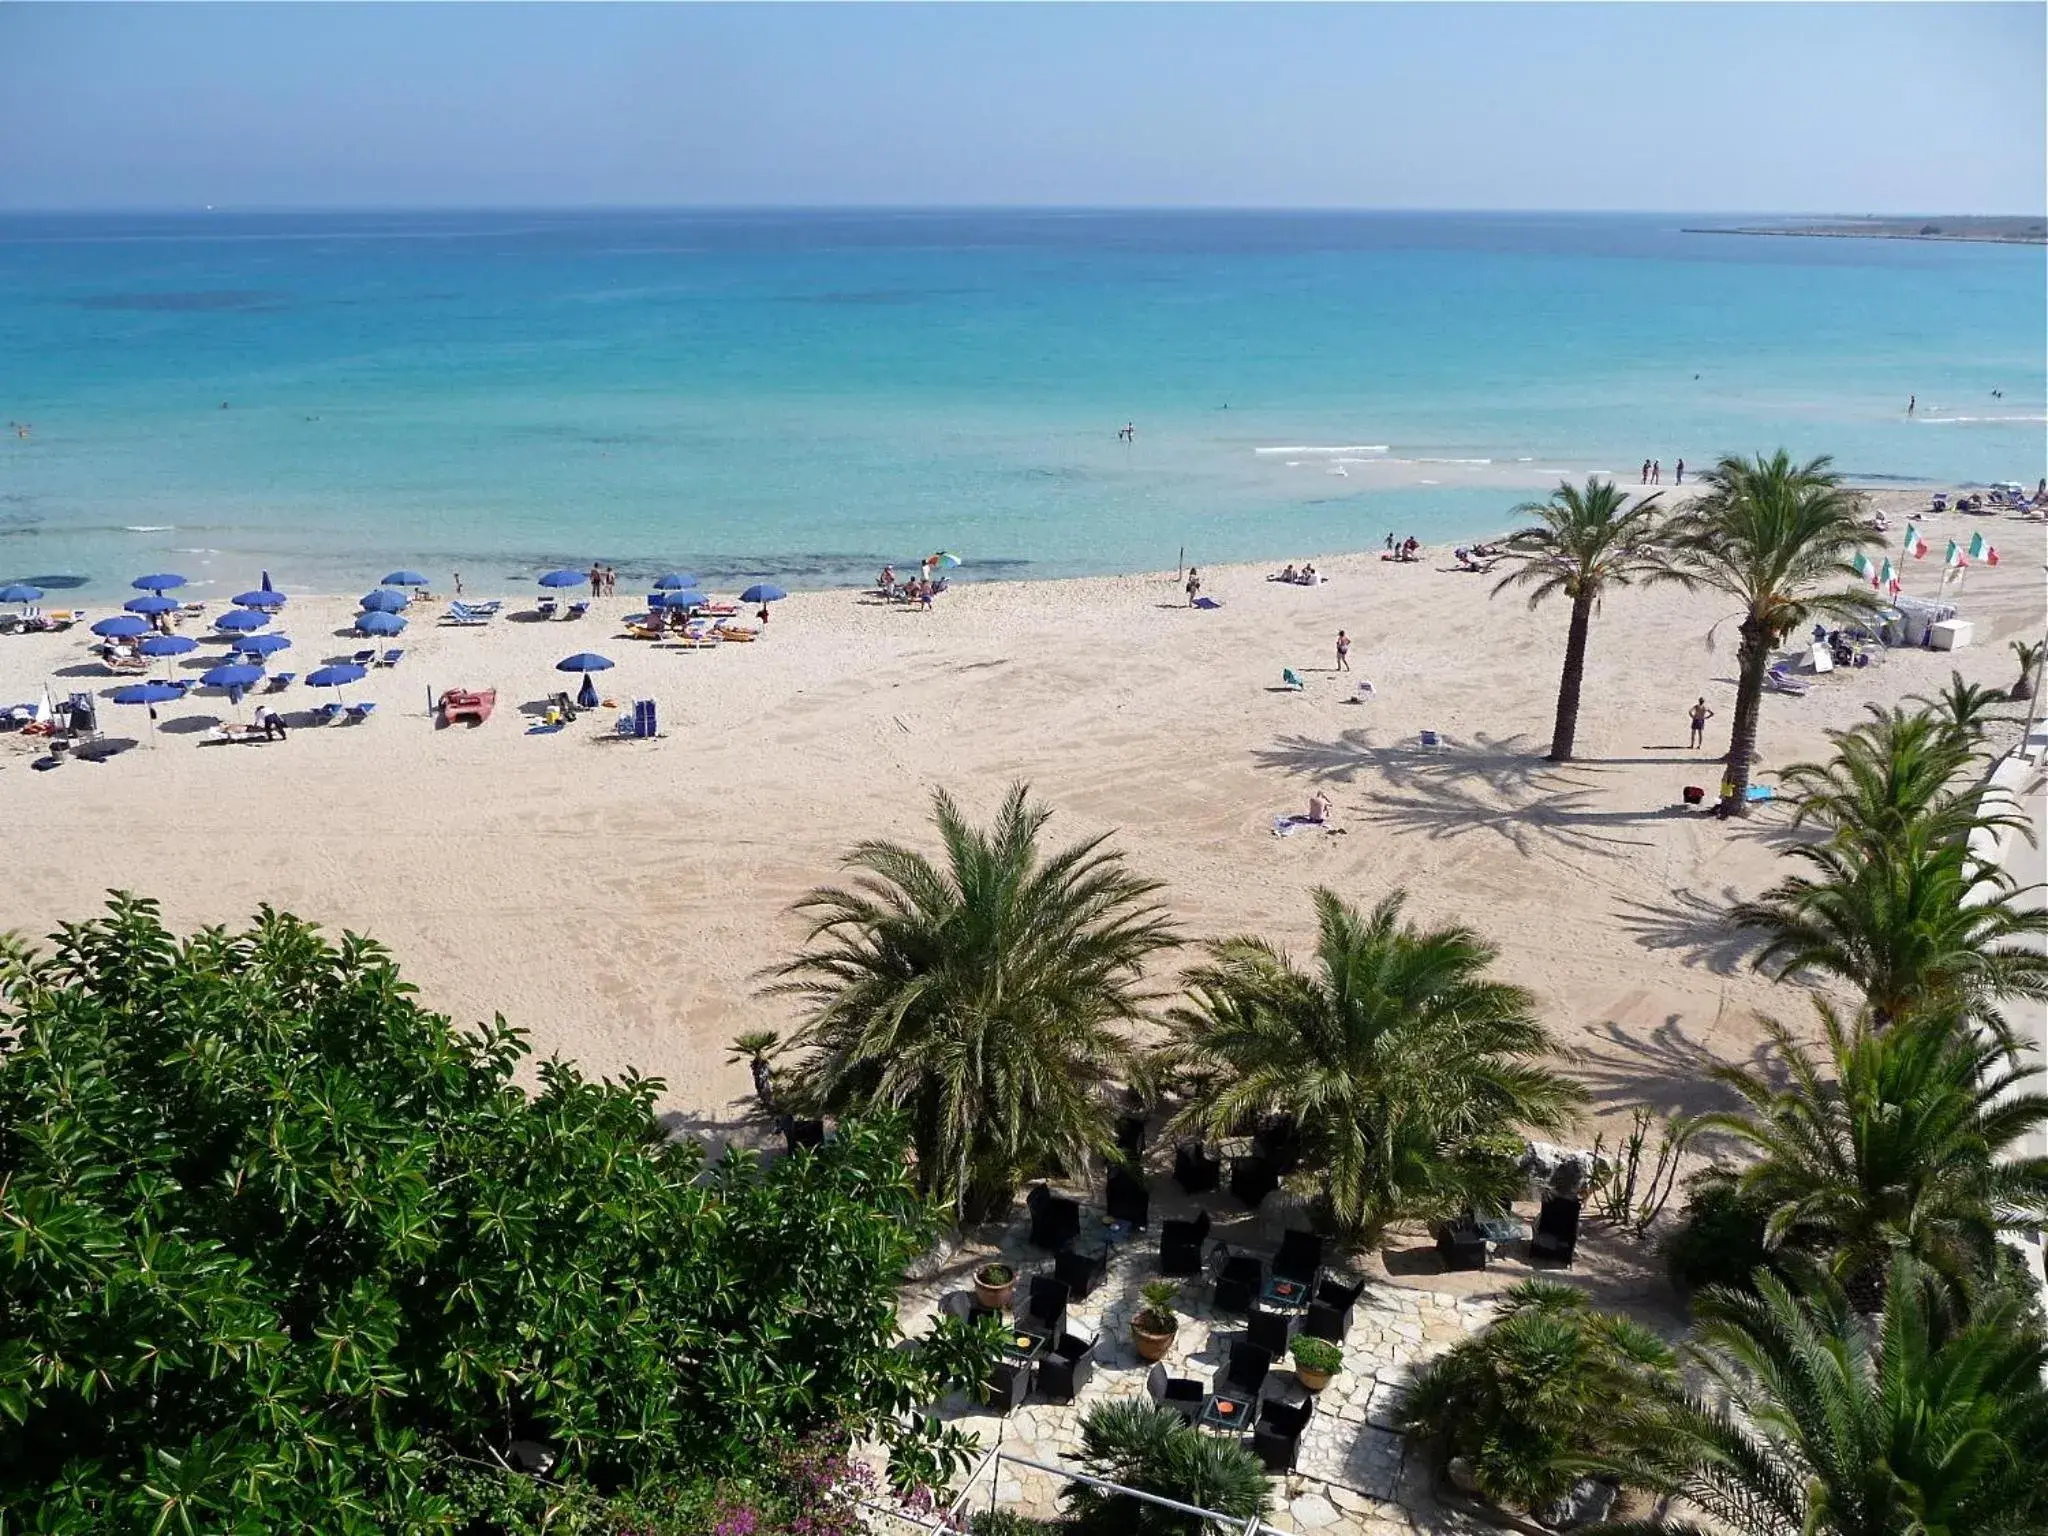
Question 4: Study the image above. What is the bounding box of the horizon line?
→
[1,204,2041,220]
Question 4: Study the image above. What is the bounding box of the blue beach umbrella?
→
[355,610,405,637]
[652,589,704,609]
[739,583,787,605]
[382,570,430,587]
[140,634,198,658]
[124,594,181,615]
[132,573,188,592]
[109,679,184,746]
[214,609,270,633]
[538,569,586,589]
[652,572,698,590]
[92,615,149,638]
[306,663,366,693]
[234,589,288,609]
[230,633,291,658]
[201,663,265,690]
[359,588,409,613]
[0,583,44,606]
[554,652,614,675]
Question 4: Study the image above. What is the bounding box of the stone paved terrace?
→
[897,1182,1512,1536]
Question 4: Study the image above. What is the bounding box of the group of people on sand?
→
[1640,458,1683,486]
[588,565,618,598]
[1382,534,1422,562]
[875,564,941,610]
[1273,562,1322,585]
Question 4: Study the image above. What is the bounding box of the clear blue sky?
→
[2,3,2041,213]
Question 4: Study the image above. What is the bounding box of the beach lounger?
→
[566,601,590,620]
[380,648,405,667]
[1765,666,1810,696]
[443,602,495,626]
[346,702,376,724]
[1419,729,1444,750]
[536,598,558,619]
[352,649,376,667]
[267,672,295,692]
[316,701,345,724]
[714,624,758,642]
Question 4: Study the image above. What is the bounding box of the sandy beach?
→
[3,490,2042,1150]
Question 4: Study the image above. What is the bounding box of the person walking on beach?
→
[1674,458,1684,485]
[605,566,617,598]
[1642,459,1651,485]
[589,563,603,598]
[1336,630,1351,671]
[1651,460,1661,486]
[1688,697,1713,750]
[1185,566,1202,607]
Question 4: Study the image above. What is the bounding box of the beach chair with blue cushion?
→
[380,649,404,668]
[267,672,295,692]
[536,598,557,619]
[316,701,345,725]
[346,702,376,724]
[444,602,494,626]
[352,649,376,667]
[566,601,590,620]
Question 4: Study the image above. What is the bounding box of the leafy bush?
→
[1062,1402,1267,1534]
[1134,1279,1182,1333]
[1290,1336,1343,1375]
[1662,1169,1780,1296]
[0,897,994,1532]
[1396,1279,1676,1511]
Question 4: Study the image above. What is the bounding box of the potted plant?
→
[973,1261,1016,1311]
[1291,1335,1343,1391]
[1130,1279,1181,1362]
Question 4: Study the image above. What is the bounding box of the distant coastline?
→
[1685,216,2047,246]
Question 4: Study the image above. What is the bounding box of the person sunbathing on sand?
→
[1307,790,1332,825]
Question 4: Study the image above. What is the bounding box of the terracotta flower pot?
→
[1296,1366,1334,1392]
[1130,1317,1178,1362]
[973,1268,1016,1311]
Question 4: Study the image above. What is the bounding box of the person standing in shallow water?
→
[1675,459,1684,486]
[1184,566,1201,607]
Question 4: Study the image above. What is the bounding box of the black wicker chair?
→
[1146,1361,1203,1424]
[1530,1194,1581,1266]
[1036,1330,1097,1404]
[1252,1116,1302,1176]
[1251,1419,1300,1471]
[1259,1385,1313,1440]
[1436,1218,1487,1272]
[1222,1340,1273,1400]
[1246,1307,1293,1358]
[1027,1186,1081,1252]
[1159,1211,1210,1277]
[1172,1140,1221,1195]
[938,1292,1001,1326]
[1302,1276,1363,1342]
[1273,1230,1324,1288]
[1116,1113,1148,1159]
[780,1117,825,1155]
[1106,1166,1151,1230]
[1020,1275,1071,1338]
[982,1358,1030,1415]
[1213,1254,1262,1315]
[1228,1155,1279,1210]
[1054,1245,1107,1300]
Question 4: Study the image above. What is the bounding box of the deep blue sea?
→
[1,209,2042,597]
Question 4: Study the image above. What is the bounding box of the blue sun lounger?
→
[346,702,376,724]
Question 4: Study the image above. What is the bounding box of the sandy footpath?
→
[2,492,2041,1144]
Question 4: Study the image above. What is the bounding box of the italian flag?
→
[1904,523,1929,559]
[1852,552,1879,587]
[1944,539,1966,568]
[1968,531,1999,566]
[1881,557,1900,595]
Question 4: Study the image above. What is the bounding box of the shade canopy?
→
[110,682,183,705]
[131,573,188,592]
[554,652,614,673]
[92,615,149,637]
[382,570,430,586]
[355,611,406,636]
[739,583,787,604]
[201,663,265,689]
[234,589,288,609]
[124,595,181,615]
[230,633,292,657]
[306,664,367,689]
[0,583,44,604]
[359,588,410,613]
[214,610,270,633]
[537,569,587,588]
[652,590,704,609]
[140,634,199,657]
[651,572,698,590]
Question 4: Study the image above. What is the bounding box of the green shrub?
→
[1396,1279,1676,1511]
[1062,1401,1267,1534]
[1662,1169,1779,1294]
[0,897,995,1531]
[1290,1336,1343,1374]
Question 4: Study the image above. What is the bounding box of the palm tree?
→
[1063,1401,1269,1535]
[1779,702,1994,855]
[1685,1004,2048,1306]
[768,785,1180,1223]
[727,1029,784,1115]
[1661,452,1880,814]
[1915,670,2007,748]
[1491,477,1665,761]
[1398,1279,1677,1512]
[2008,637,2043,703]
[1160,889,1581,1246]
[1733,825,2048,1030]
[1593,1257,2048,1536]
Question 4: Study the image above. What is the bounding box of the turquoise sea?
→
[1,210,2042,597]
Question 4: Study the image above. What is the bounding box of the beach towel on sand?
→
[1273,815,1345,837]
[1192,596,1222,610]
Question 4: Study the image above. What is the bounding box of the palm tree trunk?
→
[1548,592,1595,761]
[1719,617,1772,816]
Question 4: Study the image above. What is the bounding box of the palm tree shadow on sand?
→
[1613,886,1763,977]
[1253,728,1679,861]
[1571,1015,1787,1154]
